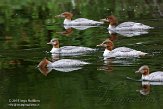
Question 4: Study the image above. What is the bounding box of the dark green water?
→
[0,0,163,109]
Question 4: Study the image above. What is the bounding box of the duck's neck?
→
[37,58,52,76]
[64,19,72,25]
[106,41,114,51]
[51,43,60,53]
[38,58,51,68]
[141,69,150,80]
[63,28,73,35]
[53,43,59,48]
[109,24,116,30]
[106,46,113,51]
[142,69,149,76]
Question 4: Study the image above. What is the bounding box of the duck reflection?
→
[137,81,151,95]
[56,25,99,36]
[108,33,118,42]
[56,27,73,36]
[37,57,89,76]
[137,81,163,95]
[98,57,137,73]
[97,58,113,72]
[109,29,149,37]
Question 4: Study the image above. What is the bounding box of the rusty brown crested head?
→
[97,39,114,51]
[135,65,150,76]
[55,12,73,20]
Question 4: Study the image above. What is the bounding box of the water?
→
[0,0,163,109]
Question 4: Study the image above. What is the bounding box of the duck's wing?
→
[116,22,136,28]
[64,25,98,30]
[148,72,163,81]
[53,67,82,72]
[71,18,103,25]
[113,47,134,52]
[115,30,148,37]
[60,46,78,50]
[116,22,153,30]
[72,18,92,22]
[51,59,89,68]
[60,46,95,54]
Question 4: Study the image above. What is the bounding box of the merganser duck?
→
[135,65,163,81]
[47,38,95,56]
[97,39,147,58]
[55,12,103,26]
[101,15,153,31]
[37,58,89,75]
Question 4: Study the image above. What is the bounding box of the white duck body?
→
[108,22,153,31]
[64,18,104,26]
[50,46,95,56]
[47,59,89,72]
[47,38,95,56]
[141,71,163,81]
[47,59,89,68]
[103,47,147,58]
[38,58,89,73]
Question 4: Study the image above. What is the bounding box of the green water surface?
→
[0,0,163,109]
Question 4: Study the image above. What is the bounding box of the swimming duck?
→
[55,12,103,26]
[97,39,147,58]
[135,65,163,81]
[37,58,89,74]
[101,15,153,31]
[47,38,95,56]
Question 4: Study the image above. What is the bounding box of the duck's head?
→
[37,58,52,76]
[47,38,60,48]
[101,15,118,26]
[55,12,73,20]
[97,39,114,51]
[135,65,150,76]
